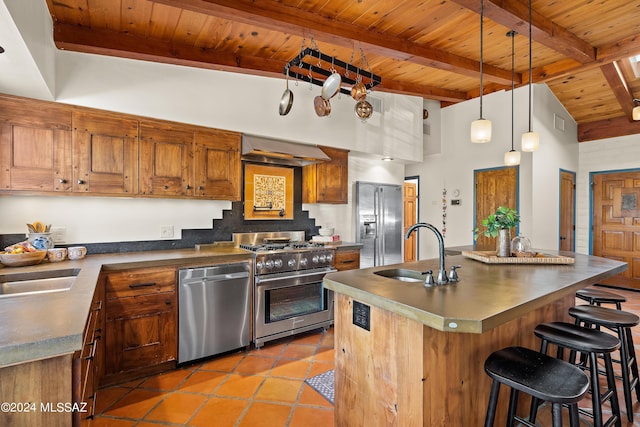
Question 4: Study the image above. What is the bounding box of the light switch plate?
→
[50,227,66,243]
[160,225,174,238]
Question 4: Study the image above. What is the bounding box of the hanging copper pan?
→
[314,96,331,117]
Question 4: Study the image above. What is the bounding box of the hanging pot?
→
[321,71,342,100]
[351,80,367,101]
[279,70,294,116]
[354,99,373,120]
[314,96,331,117]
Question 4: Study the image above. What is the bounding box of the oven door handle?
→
[255,269,337,285]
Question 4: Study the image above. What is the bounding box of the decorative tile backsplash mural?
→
[244,164,293,220]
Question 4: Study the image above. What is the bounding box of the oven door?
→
[254,268,336,345]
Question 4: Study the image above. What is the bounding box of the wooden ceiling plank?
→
[52,22,467,103]
[121,0,154,37]
[148,0,514,85]
[578,116,640,142]
[449,0,596,63]
[599,62,636,120]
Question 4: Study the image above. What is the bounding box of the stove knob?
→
[256,261,264,270]
[265,259,274,269]
[319,254,327,263]
[288,259,297,268]
[300,257,308,267]
[274,259,283,268]
[326,253,334,262]
[312,255,320,264]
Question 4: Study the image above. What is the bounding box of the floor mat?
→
[305,369,334,404]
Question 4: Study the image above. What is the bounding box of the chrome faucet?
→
[405,222,450,285]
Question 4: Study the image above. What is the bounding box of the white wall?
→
[406,84,579,259]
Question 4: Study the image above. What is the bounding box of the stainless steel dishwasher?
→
[178,262,251,364]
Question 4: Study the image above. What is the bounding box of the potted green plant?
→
[474,206,520,256]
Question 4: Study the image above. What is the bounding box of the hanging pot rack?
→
[284,47,382,96]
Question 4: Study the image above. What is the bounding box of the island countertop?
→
[323,250,627,334]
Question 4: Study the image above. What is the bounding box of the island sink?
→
[0,268,79,298]
[374,268,426,283]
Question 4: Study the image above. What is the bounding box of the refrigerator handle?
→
[379,187,385,265]
[373,187,379,265]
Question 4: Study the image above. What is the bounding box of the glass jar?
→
[511,234,532,256]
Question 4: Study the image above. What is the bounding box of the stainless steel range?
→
[233,231,336,348]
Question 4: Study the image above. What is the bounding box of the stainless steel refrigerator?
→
[355,181,403,268]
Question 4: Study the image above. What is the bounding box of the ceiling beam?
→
[578,116,640,142]
[449,0,595,63]
[149,0,514,86]
[53,23,468,103]
[600,62,637,120]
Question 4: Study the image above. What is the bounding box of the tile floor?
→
[89,329,335,427]
[89,286,640,427]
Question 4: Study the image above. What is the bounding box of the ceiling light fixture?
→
[382,156,393,161]
[471,0,492,143]
[521,0,539,152]
[504,30,521,166]
[633,99,640,121]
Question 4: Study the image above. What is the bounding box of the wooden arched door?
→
[474,167,518,249]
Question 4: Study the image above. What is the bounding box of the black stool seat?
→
[576,288,627,309]
[570,305,640,422]
[533,322,621,427]
[569,305,639,329]
[484,346,589,427]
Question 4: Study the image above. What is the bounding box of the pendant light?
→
[504,30,521,166]
[633,99,640,121]
[521,0,539,151]
[471,0,492,143]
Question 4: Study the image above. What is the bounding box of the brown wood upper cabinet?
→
[302,146,349,204]
[194,129,241,200]
[0,95,73,192]
[72,111,139,195]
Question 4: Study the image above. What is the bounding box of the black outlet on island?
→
[353,300,370,331]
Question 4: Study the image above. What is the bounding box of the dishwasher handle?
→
[182,271,250,285]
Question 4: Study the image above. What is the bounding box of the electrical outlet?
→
[50,227,66,243]
[160,225,174,238]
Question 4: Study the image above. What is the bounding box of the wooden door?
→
[193,129,241,200]
[559,170,576,251]
[72,111,139,195]
[474,167,518,249]
[0,96,73,192]
[139,120,194,197]
[592,171,640,289]
[403,182,417,262]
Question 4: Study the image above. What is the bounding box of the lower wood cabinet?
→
[72,280,104,426]
[102,267,177,386]
[335,248,360,271]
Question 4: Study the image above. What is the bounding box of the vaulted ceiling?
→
[45,0,640,142]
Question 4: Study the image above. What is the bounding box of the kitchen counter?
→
[0,246,253,368]
[323,251,626,426]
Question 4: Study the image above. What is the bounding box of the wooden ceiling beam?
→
[578,116,640,142]
[149,0,513,85]
[53,23,468,103]
[600,62,637,120]
[450,0,595,63]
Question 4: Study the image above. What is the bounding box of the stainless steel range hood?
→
[242,135,330,167]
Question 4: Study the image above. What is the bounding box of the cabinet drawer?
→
[335,249,360,271]
[106,292,176,320]
[106,268,176,299]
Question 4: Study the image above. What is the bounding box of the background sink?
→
[0,268,79,298]
[374,268,426,283]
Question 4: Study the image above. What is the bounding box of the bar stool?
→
[484,346,589,427]
[576,288,626,309]
[569,305,640,422]
[531,321,621,427]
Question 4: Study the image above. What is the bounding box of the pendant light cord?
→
[510,30,515,151]
[528,0,533,132]
[479,0,484,119]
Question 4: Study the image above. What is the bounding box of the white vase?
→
[496,229,511,257]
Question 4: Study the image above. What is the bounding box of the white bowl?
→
[319,228,334,236]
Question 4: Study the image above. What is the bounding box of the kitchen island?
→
[322,251,627,426]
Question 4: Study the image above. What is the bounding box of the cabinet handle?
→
[59,178,67,184]
[164,185,169,190]
[94,300,102,311]
[77,179,85,185]
[185,184,192,190]
[128,282,156,289]
[341,259,355,264]
[84,339,98,361]
[165,299,172,305]
[197,186,204,191]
